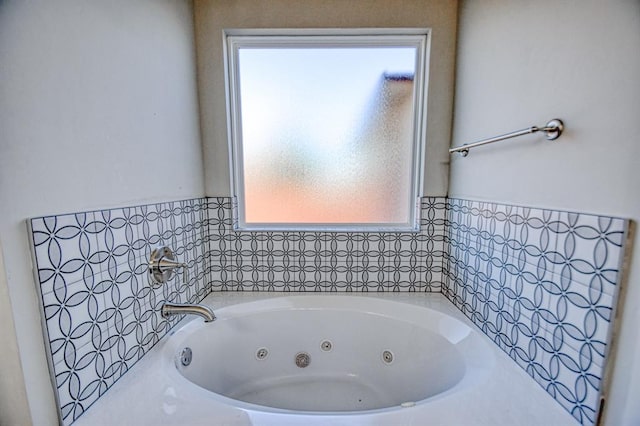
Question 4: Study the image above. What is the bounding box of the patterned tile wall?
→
[206,197,448,292]
[29,196,447,425]
[29,198,210,425]
[29,195,628,426]
[442,198,629,425]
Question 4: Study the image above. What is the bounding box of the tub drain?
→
[295,352,311,368]
[382,350,394,364]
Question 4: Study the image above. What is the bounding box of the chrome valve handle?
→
[148,246,188,287]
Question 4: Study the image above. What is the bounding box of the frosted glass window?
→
[225,31,429,231]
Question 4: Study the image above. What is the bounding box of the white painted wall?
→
[194,0,458,197]
[450,1,640,424]
[0,1,203,424]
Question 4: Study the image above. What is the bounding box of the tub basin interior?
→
[171,297,474,413]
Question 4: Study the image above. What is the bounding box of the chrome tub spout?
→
[161,302,216,323]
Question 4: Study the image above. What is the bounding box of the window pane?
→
[236,44,419,226]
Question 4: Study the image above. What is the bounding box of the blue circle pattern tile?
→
[29,196,627,426]
[444,198,627,425]
[30,199,209,425]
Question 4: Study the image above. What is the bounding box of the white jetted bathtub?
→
[75,293,577,426]
[170,295,486,414]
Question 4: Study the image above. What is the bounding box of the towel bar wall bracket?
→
[450,118,564,157]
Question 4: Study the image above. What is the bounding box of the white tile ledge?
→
[74,292,577,426]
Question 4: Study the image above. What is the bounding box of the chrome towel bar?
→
[449,118,564,157]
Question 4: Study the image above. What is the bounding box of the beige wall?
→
[194,0,458,197]
[0,0,204,423]
[450,1,640,424]
[0,244,31,425]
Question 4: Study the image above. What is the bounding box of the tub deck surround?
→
[72,293,577,426]
[27,196,628,425]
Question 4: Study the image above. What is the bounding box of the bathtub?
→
[170,295,488,414]
[74,293,576,426]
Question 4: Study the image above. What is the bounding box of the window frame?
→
[223,28,431,232]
